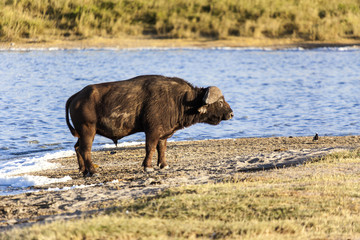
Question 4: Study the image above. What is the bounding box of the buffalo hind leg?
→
[78,125,96,176]
[157,139,169,169]
[142,133,159,172]
[74,139,85,173]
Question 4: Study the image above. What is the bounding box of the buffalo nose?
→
[229,112,234,119]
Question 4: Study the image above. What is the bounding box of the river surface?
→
[0,46,359,162]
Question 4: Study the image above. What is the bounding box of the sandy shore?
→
[1,135,360,231]
[1,37,360,50]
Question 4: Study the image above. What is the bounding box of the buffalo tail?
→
[65,93,80,138]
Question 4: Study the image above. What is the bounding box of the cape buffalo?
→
[66,75,233,176]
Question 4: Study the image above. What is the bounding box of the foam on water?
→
[0,175,72,188]
[101,141,145,149]
[0,150,74,176]
[0,150,74,194]
[0,142,145,195]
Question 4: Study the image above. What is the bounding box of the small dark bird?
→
[313,133,319,141]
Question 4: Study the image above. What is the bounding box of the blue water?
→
[0,46,359,161]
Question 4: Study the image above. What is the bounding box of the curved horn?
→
[203,86,223,105]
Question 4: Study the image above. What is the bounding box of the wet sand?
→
[1,37,360,50]
[1,135,360,231]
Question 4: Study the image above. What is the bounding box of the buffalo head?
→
[198,86,234,125]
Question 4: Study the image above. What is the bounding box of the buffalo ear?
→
[203,86,223,105]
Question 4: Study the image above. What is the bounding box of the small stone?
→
[144,167,154,173]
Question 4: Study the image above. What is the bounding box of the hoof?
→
[83,171,98,177]
[160,165,170,170]
[144,167,154,173]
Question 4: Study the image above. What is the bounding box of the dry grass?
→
[1,0,360,43]
[2,149,360,239]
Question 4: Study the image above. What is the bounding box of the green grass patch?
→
[1,0,360,42]
[3,149,360,239]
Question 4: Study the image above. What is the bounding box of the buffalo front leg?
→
[157,139,169,169]
[142,134,159,172]
[74,139,85,173]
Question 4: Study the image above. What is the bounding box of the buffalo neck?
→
[178,87,205,128]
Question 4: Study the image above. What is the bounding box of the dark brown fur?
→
[66,75,233,175]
